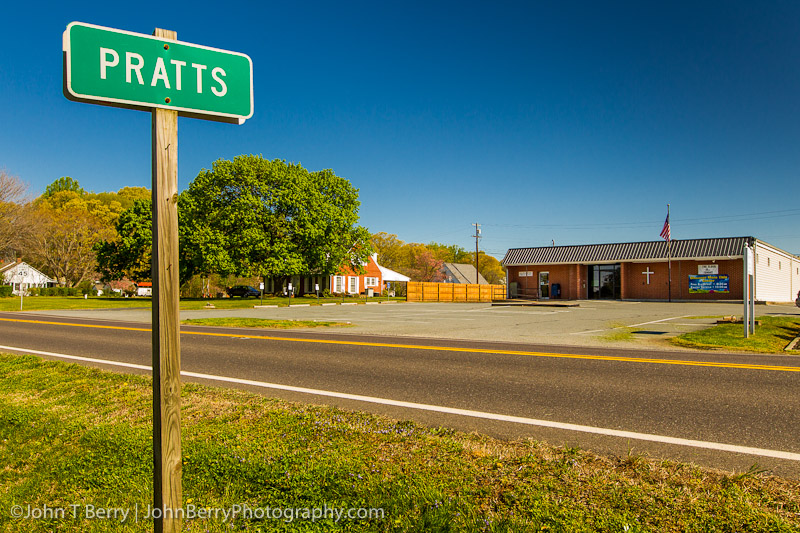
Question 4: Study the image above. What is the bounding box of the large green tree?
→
[180,155,371,284]
[95,198,197,285]
[95,199,153,283]
[42,176,85,198]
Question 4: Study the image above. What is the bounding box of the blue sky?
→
[3,1,800,259]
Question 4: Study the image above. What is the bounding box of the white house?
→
[263,253,410,296]
[0,260,56,295]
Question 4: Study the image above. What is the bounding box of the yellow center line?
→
[2,316,799,372]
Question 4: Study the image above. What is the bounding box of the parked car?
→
[226,285,261,298]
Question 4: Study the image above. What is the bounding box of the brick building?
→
[264,253,409,296]
[502,237,800,303]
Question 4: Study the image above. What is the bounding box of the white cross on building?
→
[642,267,655,284]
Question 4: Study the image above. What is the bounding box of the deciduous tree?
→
[26,177,120,286]
[42,176,85,198]
[95,199,153,283]
[95,198,197,286]
[402,244,445,282]
[26,203,112,286]
[0,170,29,259]
[179,155,372,284]
[370,232,406,272]
[476,252,505,285]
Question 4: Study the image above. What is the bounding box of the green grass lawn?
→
[0,296,150,312]
[672,316,800,353]
[1,352,798,532]
[181,317,351,329]
[0,296,403,312]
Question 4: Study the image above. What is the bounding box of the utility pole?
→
[472,223,481,284]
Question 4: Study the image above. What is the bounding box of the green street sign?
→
[63,22,253,124]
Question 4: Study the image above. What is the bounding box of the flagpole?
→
[667,204,672,302]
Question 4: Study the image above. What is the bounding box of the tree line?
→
[1,156,505,292]
[0,171,150,287]
[370,232,505,285]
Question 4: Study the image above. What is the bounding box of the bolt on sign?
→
[63,22,253,123]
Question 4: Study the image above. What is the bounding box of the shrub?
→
[33,286,81,296]
[0,286,12,298]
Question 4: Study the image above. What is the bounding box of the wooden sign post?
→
[150,27,182,533]
[63,21,253,533]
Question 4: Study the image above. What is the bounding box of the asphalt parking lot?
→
[30,300,800,350]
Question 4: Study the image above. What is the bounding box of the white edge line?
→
[2,344,799,462]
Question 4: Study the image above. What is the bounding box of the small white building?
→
[0,260,56,295]
[136,281,153,297]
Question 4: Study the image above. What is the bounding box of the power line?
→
[481,208,800,230]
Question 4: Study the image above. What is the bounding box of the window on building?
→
[333,276,344,293]
[348,276,359,294]
[767,258,771,267]
[779,261,782,270]
[364,277,378,287]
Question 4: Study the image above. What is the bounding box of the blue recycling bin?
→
[551,283,561,299]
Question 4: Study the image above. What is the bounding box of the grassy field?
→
[1,353,799,532]
[0,295,403,312]
[0,296,149,312]
[181,317,351,329]
[672,316,800,353]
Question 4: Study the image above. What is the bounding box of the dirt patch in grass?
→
[598,322,641,342]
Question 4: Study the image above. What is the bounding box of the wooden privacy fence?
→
[406,282,506,302]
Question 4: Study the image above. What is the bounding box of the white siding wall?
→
[754,242,798,303]
[1,263,55,295]
[793,258,800,302]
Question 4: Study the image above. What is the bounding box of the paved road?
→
[30,299,800,349]
[1,312,799,478]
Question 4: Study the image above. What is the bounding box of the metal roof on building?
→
[502,237,755,266]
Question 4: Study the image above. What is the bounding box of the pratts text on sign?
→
[63,22,253,124]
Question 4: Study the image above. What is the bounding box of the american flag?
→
[660,214,671,241]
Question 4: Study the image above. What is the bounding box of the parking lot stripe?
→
[573,315,692,335]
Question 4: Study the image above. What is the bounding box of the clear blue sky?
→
[3,1,800,259]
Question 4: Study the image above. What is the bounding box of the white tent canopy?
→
[377,263,410,282]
